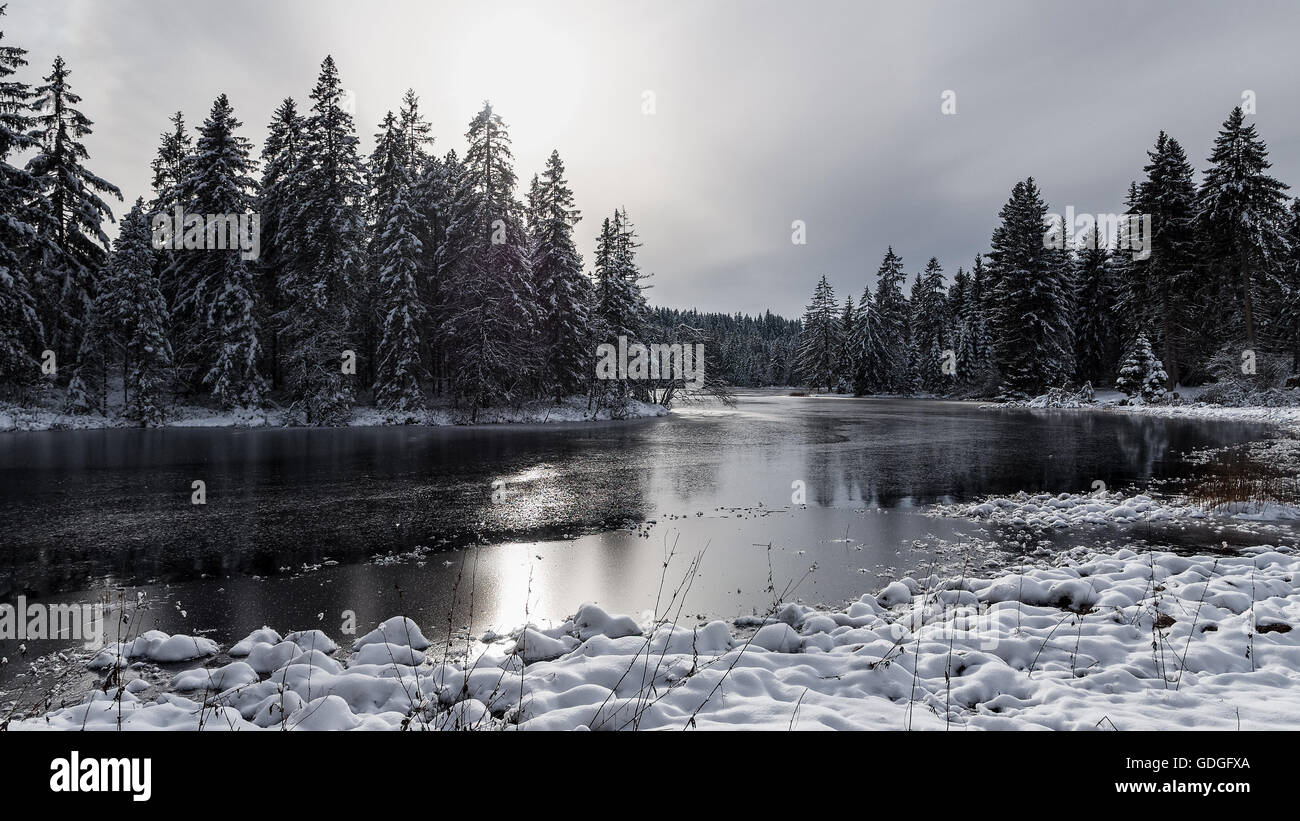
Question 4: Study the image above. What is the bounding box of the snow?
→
[929,490,1210,528]
[0,396,667,432]
[18,543,1300,730]
[87,631,219,669]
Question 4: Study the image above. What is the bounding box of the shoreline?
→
[13,533,1298,731]
[0,396,670,433]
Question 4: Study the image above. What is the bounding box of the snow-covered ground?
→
[12,539,1298,731]
[0,396,667,432]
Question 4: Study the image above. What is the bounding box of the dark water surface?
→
[0,393,1288,695]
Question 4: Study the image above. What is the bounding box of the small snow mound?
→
[750,622,801,652]
[352,616,431,651]
[573,603,642,641]
[288,695,360,731]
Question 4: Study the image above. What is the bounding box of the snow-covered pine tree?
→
[1281,198,1300,372]
[1128,131,1198,388]
[440,102,536,418]
[170,93,265,408]
[256,97,304,389]
[909,257,949,393]
[529,150,591,401]
[1072,225,1119,387]
[1197,106,1291,353]
[413,148,471,396]
[371,169,426,411]
[834,292,854,392]
[965,253,997,390]
[24,55,122,373]
[148,111,191,214]
[146,110,191,347]
[278,57,367,424]
[848,283,878,395]
[868,247,911,393]
[1115,332,1167,403]
[113,200,173,424]
[795,275,839,392]
[986,178,1074,397]
[397,88,433,175]
[592,208,650,351]
[0,5,41,394]
[359,110,410,389]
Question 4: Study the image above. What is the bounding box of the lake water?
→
[0,393,1290,699]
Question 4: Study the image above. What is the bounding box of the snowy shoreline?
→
[13,534,1299,731]
[0,396,668,433]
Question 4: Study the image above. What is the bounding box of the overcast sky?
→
[7,0,1300,317]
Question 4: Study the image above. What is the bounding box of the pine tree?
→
[1072,225,1119,387]
[148,111,191,213]
[0,5,40,393]
[593,209,649,345]
[1127,132,1198,388]
[1198,106,1291,352]
[866,247,911,393]
[1281,198,1300,371]
[67,200,173,422]
[847,283,877,395]
[396,88,433,174]
[170,93,264,408]
[795,275,839,391]
[529,149,590,401]
[441,102,536,417]
[986,178,1074,397]
[24,55,122,371]
[1115,332,1167,403]
[909,257,949,393]
[834,292,855,392]
[114,200,173,423]
[278,57,367,424]
[256,97,304,389]
[371,172,426,411]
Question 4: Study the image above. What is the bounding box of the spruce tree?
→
[867,247,911,393]
[256,98,304,389]
[529,150,590,401]
[1198,106,1290,352]
[847,283,877,395]
[795,275,839,392]
[1115,332,1168,403]
[24,55,122,370]
[441,102,536,417]
[1072,225,1119,387]
[909,257,949,393]
[67,200,173,422]
[986,178,1074,396]
[0,5,40,393]
[170,93,264,408]
[278,57,367,424]
[834,292,855,392]
[371,173,426,411]
[1128,132,1197,388]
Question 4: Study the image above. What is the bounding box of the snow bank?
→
[928,490,1210,528]
[17,545,1300,731]
[1,396,666,432]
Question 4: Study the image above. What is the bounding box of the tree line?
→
[1,8,676,424]
[797,108,1300,400]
